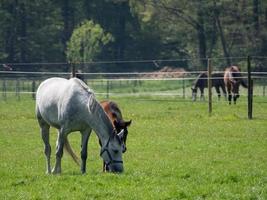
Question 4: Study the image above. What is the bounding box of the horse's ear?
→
[114,119,120,129]
[125,120,132,127]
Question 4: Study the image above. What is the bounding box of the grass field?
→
[0,96,267,200]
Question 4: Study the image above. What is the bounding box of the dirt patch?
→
[142,66,186,78]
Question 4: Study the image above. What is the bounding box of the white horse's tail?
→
[64,138,80,166]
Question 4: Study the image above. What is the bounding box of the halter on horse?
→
[100,100,131,171]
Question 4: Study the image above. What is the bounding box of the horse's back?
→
[36,77,91,129]
[36,78,69,103]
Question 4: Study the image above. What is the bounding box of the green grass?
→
[0,96,266,199]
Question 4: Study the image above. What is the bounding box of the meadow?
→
[0,95,266,200]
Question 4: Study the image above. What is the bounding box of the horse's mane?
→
[72,78,94,94]
[230,66,240,72]
[109,101,123,119]
[74,79,115,137]
[228,66,242,79]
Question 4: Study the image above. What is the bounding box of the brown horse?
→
[100,100,132,171]
[224,66,247,104]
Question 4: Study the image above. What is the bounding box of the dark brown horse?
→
[191,72,226,101]
[224,66,247,104]
[100,100,131,171]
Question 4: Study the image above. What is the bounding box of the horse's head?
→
[230,66,242,98]
[191,87,197,101]
[114,119,132,153]
[100,130,125,173]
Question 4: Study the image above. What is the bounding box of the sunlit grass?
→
[0,96,266,199]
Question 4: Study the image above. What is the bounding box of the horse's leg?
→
[41,125,51,174]
[200,87,204,101]
[37,114,51,174]
[221,85,227,100]
[233,93,238,104]
[233,95,237,104]
[192,89,197,101]
[215,86,221,100]
[227,85,232,104]
[52,128,67,174]
[80,129,92,174]
[228,93,232,104]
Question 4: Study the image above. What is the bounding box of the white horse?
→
[36,77,125,174]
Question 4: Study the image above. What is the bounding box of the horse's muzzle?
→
[122,145,127,153]
[107,163,124,173]
[106,165,123,173]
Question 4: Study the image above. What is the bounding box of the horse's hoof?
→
[52,168,61,174]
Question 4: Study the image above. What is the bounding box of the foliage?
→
[66,20,114,63]
[0,0,266,71]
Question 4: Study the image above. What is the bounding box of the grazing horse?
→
[63,100,131,172]
[100,100,131,171]
[224,66,248,104]
[191,72,226,101]
[36,77,125,174]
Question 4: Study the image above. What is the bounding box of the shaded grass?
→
[0,96,266,199]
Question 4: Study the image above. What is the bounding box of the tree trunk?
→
[208,17,217,57]
[216,15,231,66]
[116,2,127,60]
[18,3,27,63]
[5,1,18,63]
[253,0,259,35]
[83,0,91,19]
[196,4,207,68]
[61,0,74,53]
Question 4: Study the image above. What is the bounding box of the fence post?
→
[106,80,109,99]
[207,58,212,116]
[182,74,185,99]
[2,79,7,101]
[71,63,76,78]
[32,80,36,100]
[263,84,266,97]
[16,79,20,101]
[247,56,253,119]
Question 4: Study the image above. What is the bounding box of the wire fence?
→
[0,70,267,101]
[1,56,267,101]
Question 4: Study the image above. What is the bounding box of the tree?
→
[66,20,114,63]
[0,0,64,67]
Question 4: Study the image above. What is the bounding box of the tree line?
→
[0,0,266,72]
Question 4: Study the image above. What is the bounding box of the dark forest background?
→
[0,0,267,72]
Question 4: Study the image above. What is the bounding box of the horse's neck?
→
[88,98,114,144]
[110,102,123,120]
[192,79,199,89]
[228,69,236,81]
